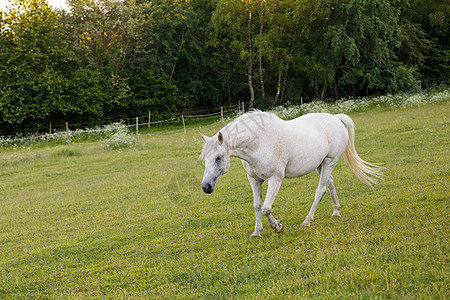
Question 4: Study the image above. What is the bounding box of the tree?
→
[0,0,446,134]
[306,0,424,100]
[406,0,449,86]
[137,0,218,107]
[0,0,67,132]
[61,0,144,119]
[210,0,250,107]
[262,0,322,105]
[127,70,187,120]
[56,68,109,124]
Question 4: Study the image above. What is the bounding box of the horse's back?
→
[280,113,349,177]
[290,113,348,142]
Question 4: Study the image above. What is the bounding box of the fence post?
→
[49,121,52,134]
[148,111,151,128]
[136,117,139,142]
[221,106,224,125]
[182,115,186,134]
[242,102,245,113]
[65,122,70,146]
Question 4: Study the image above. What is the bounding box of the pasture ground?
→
[0,102,448,298]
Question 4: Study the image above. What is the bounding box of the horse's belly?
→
[284,157,323,178]
[282,136,328,178]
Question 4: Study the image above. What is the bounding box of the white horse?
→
[200,111,382,238]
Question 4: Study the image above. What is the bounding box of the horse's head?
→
[199,132,231,194]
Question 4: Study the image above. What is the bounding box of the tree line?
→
[0,0,448,134]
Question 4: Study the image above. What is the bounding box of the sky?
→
[0,0,70,11]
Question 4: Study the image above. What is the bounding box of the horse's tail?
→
[337,114,383,188]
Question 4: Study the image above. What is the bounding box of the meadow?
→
[0,98,448,298]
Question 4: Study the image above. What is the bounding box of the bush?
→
[104,126,135,150]
[271,88,450,120]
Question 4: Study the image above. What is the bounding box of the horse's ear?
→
[199,133,209,143]
[218,132,224,144]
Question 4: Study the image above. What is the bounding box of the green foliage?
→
[0,0,448,134]
[409,0,450,86]
[128,70,187,120]
[58,68,109,123]
[308,0,425,98]
[0,0,67,131]
[208,0,249,103]
[135,0,219,106]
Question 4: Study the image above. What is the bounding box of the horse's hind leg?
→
[314,166,341,219]
[302,158,338,227]
[328,175,341,218]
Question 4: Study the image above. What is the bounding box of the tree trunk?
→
[315,77,319,99]
[333,78,339,100]
[273,70,282,106]
[247,0,255,110]
[280,68,288,104]
[320,83,327,101]
[258,0,265,103]
[170,29,185,82]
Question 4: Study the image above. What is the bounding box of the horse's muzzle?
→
[202,182,214,194]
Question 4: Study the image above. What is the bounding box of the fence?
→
[0,105,243,147]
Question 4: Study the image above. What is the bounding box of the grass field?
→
[0,101,448,298]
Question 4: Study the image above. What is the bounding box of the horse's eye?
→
[216,155,222,161]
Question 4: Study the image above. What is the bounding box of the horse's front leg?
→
[262,178,284,234]
[248,175,263,238]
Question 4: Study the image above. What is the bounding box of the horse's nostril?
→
[202,183,214,194]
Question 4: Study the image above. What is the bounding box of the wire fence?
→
[3,88,448,156]
[0,106,240,148]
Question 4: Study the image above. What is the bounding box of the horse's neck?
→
[223,119,260,161]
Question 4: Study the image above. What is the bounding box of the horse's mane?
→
[200,110,275,160]
[228,109,274,126]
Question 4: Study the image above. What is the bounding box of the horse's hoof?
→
[275,223,284,234]
[300,222,310,228]
[250,233,261,239]
[331,212,341,218]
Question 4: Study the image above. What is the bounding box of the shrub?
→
[271,88,449,120]
[104,126,135,150]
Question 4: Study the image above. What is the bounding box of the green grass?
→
[0,102,448,299]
